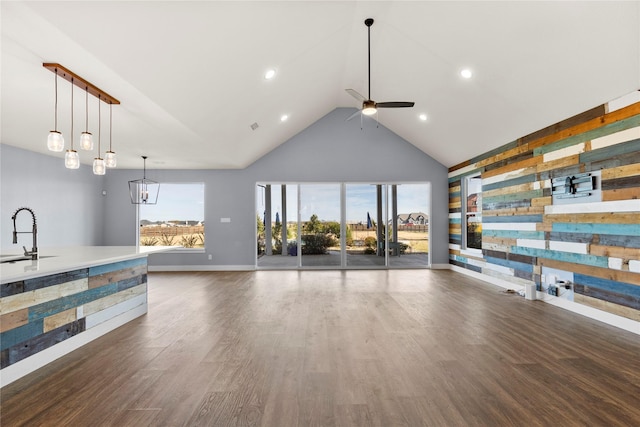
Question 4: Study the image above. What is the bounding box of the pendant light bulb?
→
[80,86,93,150]
[105,102,116,167]
[93,157,106,175]
[93,94,105,175]
[47,68,64,152]
[65,150,80,169]
[65,77,79,169]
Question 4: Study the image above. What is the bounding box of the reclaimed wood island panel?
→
[0,246,168,387]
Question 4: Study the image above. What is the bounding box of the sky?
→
[138,182,430,224]
[256,183,430,223]
[139,183,205,222]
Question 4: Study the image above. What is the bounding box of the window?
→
[465,175,482,250]
[139,183,205,249]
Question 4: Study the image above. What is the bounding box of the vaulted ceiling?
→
[2,1,639,169]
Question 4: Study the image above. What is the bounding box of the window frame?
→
[137,182,206,253]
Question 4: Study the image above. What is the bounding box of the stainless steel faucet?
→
[12,207,38,260]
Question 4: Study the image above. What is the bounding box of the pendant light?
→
[104,102,116,168]
[64,78,80,169]
[79,86,93,150]
[129,156,160,204]
[93,95,106,175]
[47,68,64,152]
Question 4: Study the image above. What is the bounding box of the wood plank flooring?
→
[1,269,639,426]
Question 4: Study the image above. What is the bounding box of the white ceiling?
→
[2,1,639,170]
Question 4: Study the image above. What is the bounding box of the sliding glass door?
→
[256,182,430,269]
[257,184,298,268]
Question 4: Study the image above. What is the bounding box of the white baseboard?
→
[450,264,640,336]
[148,264,256,272]
[1,304,147,388]
[430,263,452,270]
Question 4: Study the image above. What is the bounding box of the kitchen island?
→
[0,246,171,387]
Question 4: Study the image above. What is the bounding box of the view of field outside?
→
[139,183,205,248]
[257,183,429,262]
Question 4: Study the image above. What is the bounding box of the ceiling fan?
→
[346,18,414,121]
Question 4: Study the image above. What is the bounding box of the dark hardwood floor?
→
[2,270,639,426]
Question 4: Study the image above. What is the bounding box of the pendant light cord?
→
[109,102,113,151]
[54,69,58,131]
[98,95,101,156]
[70,78,74,149]
[367,25,371,100]
[85,87,89,132]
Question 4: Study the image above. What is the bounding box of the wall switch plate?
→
[208,254,212,260]
[220,218,231,223]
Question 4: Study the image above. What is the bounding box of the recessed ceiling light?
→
[280,114,289,122]
[419,113,427,121]
[460,68,473,79]
[264,69,276,80]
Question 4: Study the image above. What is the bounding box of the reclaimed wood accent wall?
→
[0,257,147,369]
[448,99,640,322]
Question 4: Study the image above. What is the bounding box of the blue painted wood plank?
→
[574,274,640,298]
[552,223,640,237]
[0,319,43,351]
[483,215,543,223]
[89,257,147,277]
[482,189,544,206]
[509,246,609,268]
[449,191,461,199]
[599,234,640,248]
[449,218,461,224]
[28,284,118,322]
[485,256,534,273]
[580,137,640,164]
[482,173,536,192]
[483,230,544,240]
[1,319,85,369]
[24,269,89,292]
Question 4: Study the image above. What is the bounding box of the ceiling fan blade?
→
[376,101,415,108]
[345,89,366,102]
[345,109,362,121]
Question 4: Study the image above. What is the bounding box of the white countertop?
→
[0,246,173,284]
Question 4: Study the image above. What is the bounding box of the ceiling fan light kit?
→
[346,18,414,122]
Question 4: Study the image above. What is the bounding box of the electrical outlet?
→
[208,254,212,260]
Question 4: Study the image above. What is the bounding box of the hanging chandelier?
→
[129,156,160,205]
[43,63,119,172]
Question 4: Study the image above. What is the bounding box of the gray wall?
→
[2,108,450,267]
[0,144,106,252]
[102,108,449,267]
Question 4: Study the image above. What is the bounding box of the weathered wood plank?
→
[483,206,545,217]
[483,230,544,240]
[548,231,594,244]
[601,162,640,180]
[483,214,543,223]
[602,188,640,202]
[482,157,541,180]
[82,284,147,318]
[0,308,28,333]
[531,196,552,207]
[519,104,606,145]
[511,246,609,268]
[601,176,640,191]
[476,144,531,168]
[538,258,640,285]
[88,264,147,289]
[1,319,85,369]
[0,319,43,352]
[599,234,640,248]
[482,182,541,198]
[0,278,88,316]
[543,212,640,224]
[28,283,118,323]
[88,257,147,277]
[589,244,640,260]
[574,293,640,322]
[43,308,77,333]
[574,284,640,311]
[482,173,537,193]
[551,222,640,236]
